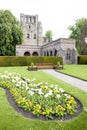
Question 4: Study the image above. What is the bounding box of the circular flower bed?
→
[0,72,81,120]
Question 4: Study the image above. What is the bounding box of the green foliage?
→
[45,30,53,42]
[78,55,87,64]
[0,56,63,66]
[29,62,36,68]
[57,61,60,66]
[0,56,27,66]
[0,10,23,56]
[68,18,85,54]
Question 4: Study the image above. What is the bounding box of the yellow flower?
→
[40,85,44,89]
[42,112,46,115]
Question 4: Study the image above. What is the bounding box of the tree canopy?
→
[0,10,23,56]
[68,18,87,54]
[45,30,53,42]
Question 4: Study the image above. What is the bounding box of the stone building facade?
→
[16,14,77,64]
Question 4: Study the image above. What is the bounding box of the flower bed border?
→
[5,88,83,121]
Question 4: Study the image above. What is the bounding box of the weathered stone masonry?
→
[16,14,77,64]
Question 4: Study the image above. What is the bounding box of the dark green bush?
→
[78,55,87,64]
[0,56,63,66]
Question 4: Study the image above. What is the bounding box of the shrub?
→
[78,55,87,64]
[57,61,60,66]
[0,56,63,66]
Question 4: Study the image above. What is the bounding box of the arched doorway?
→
[24,51,30,56]
[54,49,57,56]
[47,51,49,56]
[50,50,52,56]
[32,52,38,56]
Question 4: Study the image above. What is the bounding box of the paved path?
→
[42,69,87,92]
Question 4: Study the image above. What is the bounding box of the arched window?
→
[27,33,30,39]
[66,49,71,60]
[66,53,71,60]
[34,34,36,39]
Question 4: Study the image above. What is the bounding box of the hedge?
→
[0,56,63,66]
[78,55,87,64]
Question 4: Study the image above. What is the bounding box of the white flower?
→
[59,88,64,93]
[16,83,20,87]
[31,88,36,91]
[45,82,48,85]
[38,91,43,95]
[44,93,49,98]
[1,75,9,79]
[44,85,48,89]
[44,91,53,98]
[33,83,37,87]
[8,72,12,76]
[64,93,68,98]
[25,84,29,90]
[37,82,43,86]
[56,94,60,99]
[48,90,53,95]
[50,84,54,88]
[28,90,34,96]
[12,79,16,83]
[55,87,58,90]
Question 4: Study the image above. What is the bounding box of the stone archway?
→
[50,50,52,56]
[32,52,38,56]
[47,51,49,56]
[24,51,30,56]
[54,49,57,56]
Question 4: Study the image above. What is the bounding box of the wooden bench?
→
[36,63,54,69]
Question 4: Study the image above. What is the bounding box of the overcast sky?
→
[0,0,87,40]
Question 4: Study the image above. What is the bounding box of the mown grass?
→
[58,64,87,81]
[0,66,87,130]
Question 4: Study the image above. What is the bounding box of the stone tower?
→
[20,13,43,46]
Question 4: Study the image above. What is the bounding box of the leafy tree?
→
[45,30,53,42]
[68,18,85,54]
[0,10,23,56]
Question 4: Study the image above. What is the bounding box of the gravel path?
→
[42,69,87,92]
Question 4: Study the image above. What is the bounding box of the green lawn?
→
[58,64,87,81]
[0,66,87,130]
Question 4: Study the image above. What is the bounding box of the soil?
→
[6,88,83,121]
